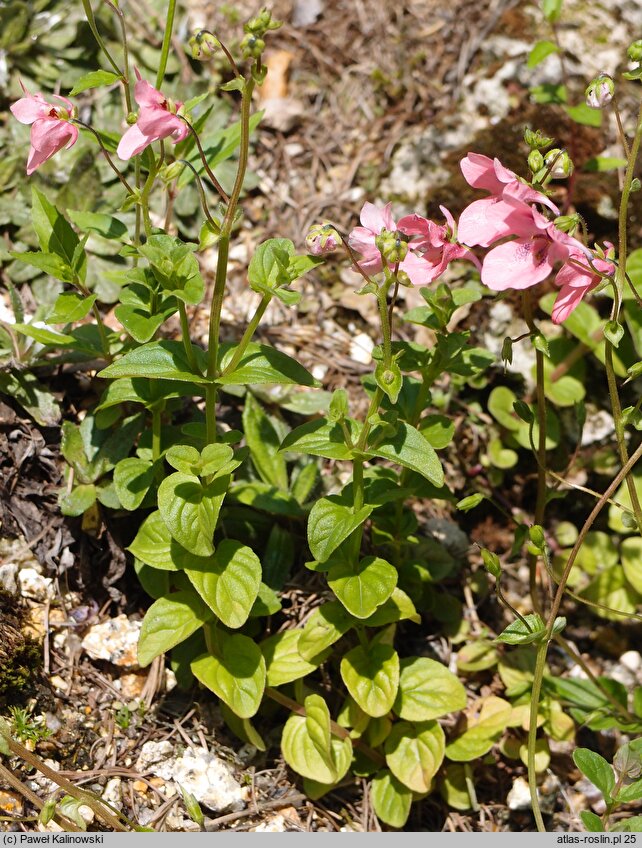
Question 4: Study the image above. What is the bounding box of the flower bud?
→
[585,73,614,109]
[188,30,220,61]
[160,161,185,183]
[527,150,544,173]
[306,222,340,255]
[553,213,581,235]
[631,178,641,193]
[524,127,554,150]
[544,148,573,178]
[245,8,281,36]
[125,111,138,126]
[375,229,408,264]
[240,33,265,59]
[628,39,642,63]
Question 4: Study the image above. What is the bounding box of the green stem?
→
[178,301,198,372]
[205,78,255,443]
[181,118,230,203]
[103,0,132,113]
[74,120,133,193]
[220,292,272,377]
[80,0,123,78]
[522,291,548,615]
[527,438,642,831]
[91,302,111,361]
[155,0,177,91]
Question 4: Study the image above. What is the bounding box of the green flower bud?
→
[527,150,544,172]
[524,127,554,150]
[585,73,614,109]
[241,33,265,59]
[160,161,185,183]
[125,111,138,126]
[188,30,220,61]
[245,8,282,36]
[501,336,513,366]
[553,213,581,235]
[628,39,642,63]
[631,178,641,193]
[529,524,546,551]
[375,229,408,264]
[545,148,573,178]
[481,548,501,579]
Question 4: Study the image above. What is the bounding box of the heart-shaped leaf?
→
[262,629,329,687]
[191,632,266,718]
[183,540,261,628]
[114,457,156,511]
[370,769,412,828]
[158,472,229,556]
[384,720,445,793]
[138,591,213,667]
[328,555,397,618]
[307,496,374,563]
[128,510,178,570]
[394,657,467,721]
[340,644,400,718]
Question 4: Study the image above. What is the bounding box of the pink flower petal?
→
[117,122,154,159]
[481,237,556,291]
[460,152,505,193]
[348,225,376,255]
[360,201,395,235]
[551,284,589,323]
[11,93,51,124]
[439,205,457,234]
[397,213,430,237]
[134,75,166,109]
[502,180,559,215]
[137,108,183,138]
[26,119,76,174]
[458,197,534,247]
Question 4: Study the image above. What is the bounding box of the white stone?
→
[0,563,18,595]
[252,814,288,832]
[349,332,374,365]
[18,568,55,601]
[507,776,534,810]
[81,615,142,668]
[581,409,615,446]
[136,743,244,814]
[620,651,642,674]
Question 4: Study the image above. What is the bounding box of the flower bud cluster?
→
[585,73,614,109]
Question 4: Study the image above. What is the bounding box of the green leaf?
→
[31,187,81,270]
[495,614,547,645]
[67,209,128,240]
[622,537,642,594]
[361,587,421,626]
[219,703,266,752]
[611,817,642,832]
[384,720,445,793]
[128,511,178,571]
[340,644,400,718]
[10,250,73,282]
[327,555,397,618]
[308,496,374,563]
[370,770,412,828]
[302,736,353,799]
[58,483,96,517]
[565,103,602,128]
[281,696,352,784]
[527,39,559,68]
[242,393,288,489]
[48,292,97,324]
[69,69,121,95]
[113,457,155,511]
[138,591,213,667]
[368,422,443,487]
[616,779,642,803]
[157,472,229,557]
[579,811,604,832]
[0,371,61,427]
[280,417,356,461]
[542,0,562,23]
[446,697,513,761]
[98,341,208,383]
[297,602,354,661]
[584,157,628,173]
[219,343,317,387]
[393,657,466,721]
[12,323,74,347]
[248,238,294,291]
[133,559,170,600]
[182,540,261,628]
[573,748,615,802]
[262,629,329,686]
[191,632,266,718]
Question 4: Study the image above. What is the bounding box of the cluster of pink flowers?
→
[344,153,614,323]
[10,70,186,174]
[11,72,613,325]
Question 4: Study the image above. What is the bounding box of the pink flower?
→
[117,70,189,160]
[10,83,78,175]
[348,202,477,286]
[480,206,578,291]
[551,242,615,323]
[397,207,481,281]
[458,153,559,247]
